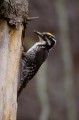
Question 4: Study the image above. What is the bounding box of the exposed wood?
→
[0,20,23,120]
[0,0,28,119]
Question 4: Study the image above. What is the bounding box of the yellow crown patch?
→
[47,32,53,36]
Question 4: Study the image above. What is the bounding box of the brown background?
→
[17,0,79,120]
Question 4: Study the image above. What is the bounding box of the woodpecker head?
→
[34,30,56,50]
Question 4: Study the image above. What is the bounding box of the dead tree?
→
[0,0,28,120]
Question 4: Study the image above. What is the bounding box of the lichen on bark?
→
[0,0,28,29]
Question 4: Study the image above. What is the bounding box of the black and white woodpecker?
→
[17,31,56,98]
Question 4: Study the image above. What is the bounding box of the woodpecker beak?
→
[34,30,43,37]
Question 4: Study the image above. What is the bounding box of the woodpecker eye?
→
[47,36,55,42]
[44,35,56,50]
[48,36,53,39]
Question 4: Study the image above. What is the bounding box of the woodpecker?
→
[17,31,56,98]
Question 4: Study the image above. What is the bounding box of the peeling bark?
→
[0,20,23,120]
[0,0,28,120]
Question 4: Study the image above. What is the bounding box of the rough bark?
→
[0,0,28,29]
[0,0,28,120]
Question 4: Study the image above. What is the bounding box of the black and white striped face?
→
[34,31,56,50]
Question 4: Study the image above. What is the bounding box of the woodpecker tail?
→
[17,86,23,98]
[17,80,28,99]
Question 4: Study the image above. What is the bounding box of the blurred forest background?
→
[17,0,79,120]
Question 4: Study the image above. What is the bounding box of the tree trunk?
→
[0,0,28,120]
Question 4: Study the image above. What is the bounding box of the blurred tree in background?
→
[56,1,77,120]
[17,0,79,120]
